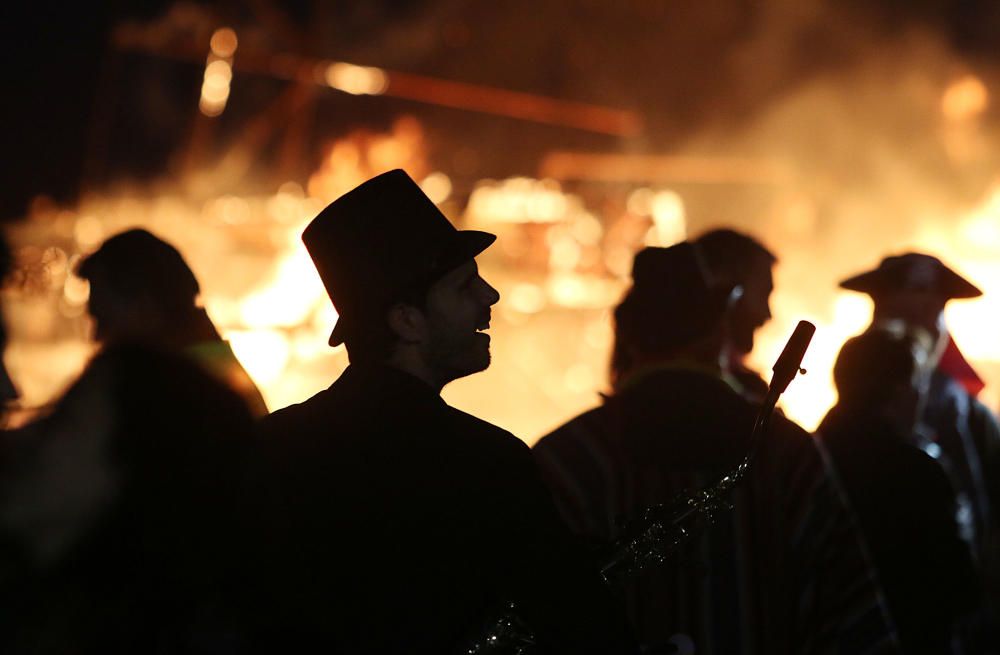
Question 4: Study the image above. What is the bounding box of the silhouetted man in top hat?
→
[534,242,897,653]
[254,170,632,653]
[76,229,266,417]
[694,228,776,401]
[840,253,1000,600]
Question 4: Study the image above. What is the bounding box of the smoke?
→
[666,3,1000,427]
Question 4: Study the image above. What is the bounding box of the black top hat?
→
[839,252,981,300]
[303,169,496,346]
[615,241,737,354]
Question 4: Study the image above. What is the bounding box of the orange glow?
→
[420,172,453,205]
[324,62,389,96]
[942,74,989,122]
[9,113,1000,443]
[199,57,232,117]
[209,28,238,59]
[646,190,686,247]
[467,178,572,223]
[238,244,326,329]
[748,293,873,430]
[225,329,290,385]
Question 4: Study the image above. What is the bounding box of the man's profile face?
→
[729,254,774,355]
[420,259,500,386]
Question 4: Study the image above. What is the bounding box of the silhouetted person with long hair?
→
[820,329,986,653]
[76,229,267,417]
[253,170,633,653]
[0,344,255,653]
[534,242,897,653]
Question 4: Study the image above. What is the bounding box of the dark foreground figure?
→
[77,228,267,417]
[534,242,897,653]
[254,170,633,653]
[820,329,988,653]
[0,344,255,653]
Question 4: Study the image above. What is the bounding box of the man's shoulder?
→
[534,405,609,454]
[258,386,342,439]
[445,404,528,455]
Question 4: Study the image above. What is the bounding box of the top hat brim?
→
[839,268,982,299]
[328,229,497,346]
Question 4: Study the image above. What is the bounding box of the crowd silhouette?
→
[0,168,997,653]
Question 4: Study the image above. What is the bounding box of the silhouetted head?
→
[76,229,209,347]
[612,241,737,387]
[840,252,980,342]
[694,228,776,356]
[0,233,18,405]
[833,329,924,431]
[302,169,499,390]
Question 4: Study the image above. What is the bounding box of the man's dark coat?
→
[820,405,981,653]
[252,364,631,653]
[533,367,896,653]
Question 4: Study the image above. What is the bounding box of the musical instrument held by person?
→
[461,321,816,655]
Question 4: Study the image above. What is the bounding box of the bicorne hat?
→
[839,252,981,300]
[615,241,739,353]
[303,169,496,346]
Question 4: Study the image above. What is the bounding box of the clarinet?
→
[460,321,816,655]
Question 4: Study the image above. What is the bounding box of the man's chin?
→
[438,348,491,385]
[733,330,755,356]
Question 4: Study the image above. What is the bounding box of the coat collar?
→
[335,363,447,407]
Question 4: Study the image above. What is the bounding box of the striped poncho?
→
[533,366,899,654]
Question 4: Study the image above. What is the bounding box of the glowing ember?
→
[199,28,237,117]
[323,62,389,96]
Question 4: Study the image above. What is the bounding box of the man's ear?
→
[386,302,427,344]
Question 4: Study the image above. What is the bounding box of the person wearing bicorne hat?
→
[840,252,1000,608]
[250,169,634,653]
[533,242,897,654]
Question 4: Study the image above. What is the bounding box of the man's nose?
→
[479,277,500,306]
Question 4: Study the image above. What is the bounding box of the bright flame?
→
[749,292,873,431]
[324,62,389,96]
[225,329,290,385]
[239,245,326,329]
[646,190,686,247]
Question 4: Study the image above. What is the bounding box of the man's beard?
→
[426,331,491,386]
[731,319,755,355]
